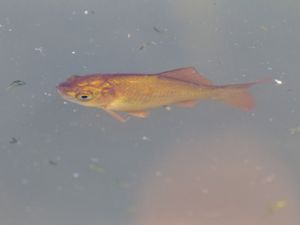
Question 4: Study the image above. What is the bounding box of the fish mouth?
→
[56,89,77,104]
[56,84,66,97]
[56,82,75,101]
[56,82,88,106]
[56,85,63,95]
[56,81,71,94]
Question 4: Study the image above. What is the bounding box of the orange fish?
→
[57,67,267,122]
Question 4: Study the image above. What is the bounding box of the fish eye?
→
[76,91,93,101]
[79,95,89,100]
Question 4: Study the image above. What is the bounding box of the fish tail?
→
[213,78,270,111]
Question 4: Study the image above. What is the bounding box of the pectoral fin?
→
[103,109,127,123]
[127,111,149,118]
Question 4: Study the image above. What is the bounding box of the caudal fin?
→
[215,78,270,111]
[219,87,255,111]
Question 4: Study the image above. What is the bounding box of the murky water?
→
[0,0,299,224]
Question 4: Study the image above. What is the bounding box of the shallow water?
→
[0,0,299,224]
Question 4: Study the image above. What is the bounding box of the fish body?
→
[57,67,265,122]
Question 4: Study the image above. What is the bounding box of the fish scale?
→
[113,78,206,111]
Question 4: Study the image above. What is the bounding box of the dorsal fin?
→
[158,67,212,86]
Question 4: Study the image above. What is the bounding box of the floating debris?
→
[153,26,161,33]
[153,26,168,33]
[34,47,45,56]
[290,126,300,135]
[141,135,150,141]
[269,199,287,213]
[139,44,145,50]
[48,160,58,166]
[83,9,95,15]
[274,79,283,86]
[9,137,18,144]
[7,80,26,90]
[153,26,163,33]
[139,41,157,50]
[89,164,105,173]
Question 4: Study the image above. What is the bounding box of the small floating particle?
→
[73,172,79,178]
[48,160,58,166]
[83,10,95,15]
[34,47,45,55]
[139,41,157,50]
[153,26,161,32]
[9,137,18,144]
[274,79,283,85]
[44,92,52,97]
[142,136,150,141]
[153,26,163,33]
[139,44,145,50]
[153,26,167,33]
[7,80,26,90]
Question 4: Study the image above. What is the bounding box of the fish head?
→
[57,74,115,108]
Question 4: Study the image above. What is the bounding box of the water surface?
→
[0,0,299,224]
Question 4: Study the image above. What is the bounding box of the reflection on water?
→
[136,130,300,225]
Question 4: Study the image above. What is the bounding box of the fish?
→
[57,67,268,122]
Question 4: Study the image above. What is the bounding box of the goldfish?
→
[57,67,267,122]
